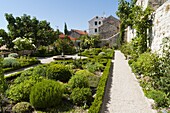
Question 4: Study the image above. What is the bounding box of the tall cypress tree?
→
[64,22,68,35]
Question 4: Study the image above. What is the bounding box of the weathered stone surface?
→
[151,0,170,52]
[99,16,120,39]
[127,0,170,52]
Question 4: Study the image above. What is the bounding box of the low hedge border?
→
[3,60,40,73]
[5,68,34,81]
[88,59,112,113]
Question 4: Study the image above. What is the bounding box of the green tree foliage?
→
[30,79,64,109]
[79,35,98,49]
[46,64,72,82]
[5,13,58,49]
[7,74,43,102]
[116,0,131,44]
[12,37,35,51]
[54,36,76,55]
[64,23,68,35]
[0,29,12,48]
[130,6,153,53]
[157,37,170,95]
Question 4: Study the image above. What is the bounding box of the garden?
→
[117,0,170,112]
[2,53,40,73]
[0,47,114,113]
[120,37,170,112]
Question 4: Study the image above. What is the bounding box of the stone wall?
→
[151,0,170,52]
[127,0,170,52]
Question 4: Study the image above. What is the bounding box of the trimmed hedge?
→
[3,60,40,73]
[68,74,89,89]
[70,88,92,106]
[88,59,112,113]
[46,64,72,82]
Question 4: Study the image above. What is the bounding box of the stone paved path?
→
[104,50,156,113]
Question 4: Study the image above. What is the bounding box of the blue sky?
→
[0,0,131,32]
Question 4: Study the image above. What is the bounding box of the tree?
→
[130,6,153,53]
[5,13,58,49]
[116,0,131,44]
[0,29,12,48]
[79,35,97,49]
[64,23,68,35]
[0,58,7,112]
[54,36,75,55]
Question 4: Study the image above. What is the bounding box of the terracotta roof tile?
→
[72,29,87,35]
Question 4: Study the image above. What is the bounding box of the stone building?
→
[69,29,87,39]
[88,16,105,35]
[99,15,120,39]
[136,0,167,10]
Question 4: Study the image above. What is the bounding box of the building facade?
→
[88,16,105,35]
[99,15,120,39]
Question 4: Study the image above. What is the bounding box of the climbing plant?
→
[130,5,153,53]
[116,0,137,45]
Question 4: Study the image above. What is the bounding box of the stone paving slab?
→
[105,50,157,113]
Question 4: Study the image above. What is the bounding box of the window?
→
[95,21,97,25]
[96,16,98,19]
[95,28,97,33]
[99,21,101,25]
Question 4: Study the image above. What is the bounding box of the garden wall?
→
[127,0,170,52]
[151,0,170,52]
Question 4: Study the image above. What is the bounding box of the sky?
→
[0,0,131,33]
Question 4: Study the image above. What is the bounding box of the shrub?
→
[98,52,106,57]
[12,102,34,113]
[30,79,64,109]
[131,52,159,76]
[37,45,47,55]
[46,64,72,82]
[32,65,47,77]
[2,57,20,68]
[70,88,92,106]
[75,70,95,77]
[120,42,132,57]
[84,62,105,73]
[7,75,43,102]
[14,70,33,84]
[8,53,19,58]
[146,90,169,107]
[68,74,89,89]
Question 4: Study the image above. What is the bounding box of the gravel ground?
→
[104,50,157,113]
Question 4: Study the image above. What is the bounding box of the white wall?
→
[127,0,170,52]
[151,0,170,52]
[88,16,104,35]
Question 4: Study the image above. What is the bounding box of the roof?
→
[71,29,87,35]
[59,34,78,41]
[88,16,106,22]
[103,15,120,24]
